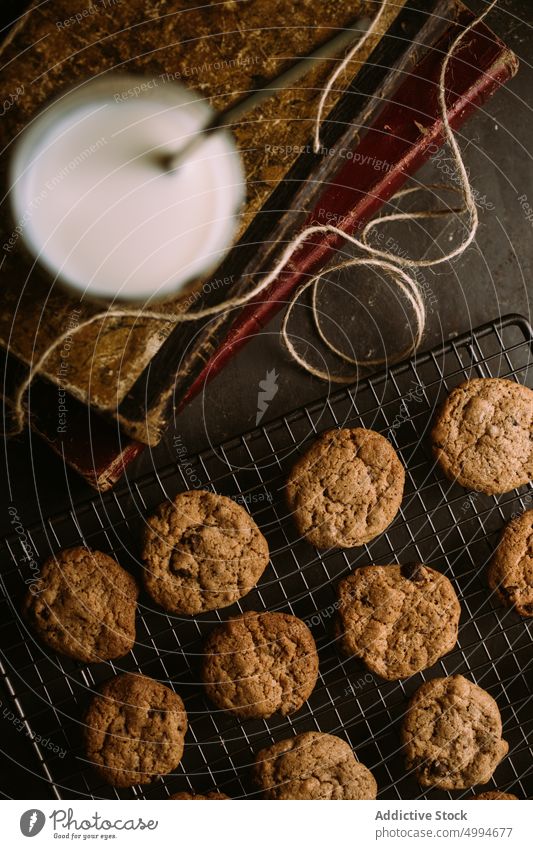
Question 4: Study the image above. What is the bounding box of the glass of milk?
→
[8,74,245,302]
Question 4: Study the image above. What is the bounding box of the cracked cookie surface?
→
[286,428,405,549]
[336,563,460,680]
[253,731,377,799]
[488,510,533,617]
[431,378,533,494]
[402,675,508,789]
[142,490,269,615]
[202,611,318,719]
[23,546,138,663]
[84,673,187,787]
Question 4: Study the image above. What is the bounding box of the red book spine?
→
[177,11,518,412]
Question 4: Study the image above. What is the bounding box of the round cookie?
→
[286,428,405,549]
[84,673,187,787]
[488,510,533,617]
[474,791,517,800]
[253,731,377,800]
[202,611,319,719]
[402,674,508,789]
[142,490,269,615]
[170,792,229,799]
[431,378,533,495]
[336,563,460,680]
[23,546,138,663]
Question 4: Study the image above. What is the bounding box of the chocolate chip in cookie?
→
[142,490,269,615]
[202,611,318,719]
[253,731,377,799]
[23,546,138,663]
[286,427,405,549]
[400,561,426,581]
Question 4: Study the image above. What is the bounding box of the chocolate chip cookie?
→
[170,792,229,799]
[431,378,533,494]
[23,546,138,663]
[84,673,187,787]
[402,675,508,789]
[474,791,518,800]
[488,510,533,617]
[202,611,319,719]
[286,428,405,549]
[253,731,377,799]
[142,490,269,615]
[336,563,460,680]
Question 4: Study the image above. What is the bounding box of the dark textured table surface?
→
[1,0,532,799]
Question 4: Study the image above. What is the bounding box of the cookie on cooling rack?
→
[336,563,460,680]
[487,510,533,617]
[23,546,138,663]
[202,611,319,719]
[253,731,377,800]
[431,378,533,494]
[402,674,508,789]
[141,490,269,615]
[285,427,405,549]
[170,792,230,799]
[474,791,518,800]
[84,673,187,787]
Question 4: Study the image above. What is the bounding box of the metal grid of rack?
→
[1,314,532,800]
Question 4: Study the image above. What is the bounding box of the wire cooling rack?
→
[1,314,532,801]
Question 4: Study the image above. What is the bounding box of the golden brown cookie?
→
[23,546,138,663]
[474,791,518,799]
[286,428,405,549]
[142,490,269,615]
[336,563,460,680]
[431,378,533,494]
[488,510,533,617]
[253,731,377,799]
[84,673,187,787]
[402,675,508,789]
[170,792,230,799]
[202,611,319,719]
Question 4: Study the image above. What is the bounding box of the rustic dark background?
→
[1,0,532,799]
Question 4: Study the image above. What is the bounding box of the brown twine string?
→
[5,0,498,435]
[313,0,390,155]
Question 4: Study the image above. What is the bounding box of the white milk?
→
[9,76,245,301]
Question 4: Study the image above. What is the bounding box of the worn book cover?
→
[0,0,404,446]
